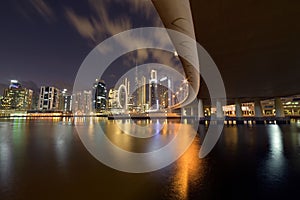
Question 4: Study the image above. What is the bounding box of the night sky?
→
[0,0,167,92]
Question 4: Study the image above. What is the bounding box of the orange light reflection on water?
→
[171,135,204,200]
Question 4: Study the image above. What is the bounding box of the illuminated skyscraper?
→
[73,90,92,115]
[137,76,146,108]
[59,89,72,113]
[94,80,107,112]
[141,76,147,106]
[1,80,33,110]
[158,76,172,108]
[38,86,60,111]
[149,70,159,110]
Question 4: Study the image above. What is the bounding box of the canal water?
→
[1,118,300,200]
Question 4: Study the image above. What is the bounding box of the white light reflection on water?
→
[262,125,287,186]
[0,122,13,192]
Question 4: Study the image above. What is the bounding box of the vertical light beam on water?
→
[262,125,287,186]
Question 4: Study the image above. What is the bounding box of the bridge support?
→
[254,99,263,117]
[198,99,204,118]
[253,99,264,124]
[235,99,243,124]
[275,97,285,118]
[216,99,224,118]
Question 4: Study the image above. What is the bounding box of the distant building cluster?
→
[0,66,190,116]
[0,79,108,116]
[107,68,185,114]
[2,70,299,117]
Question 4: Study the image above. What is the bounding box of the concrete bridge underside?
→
[152,0,300,104]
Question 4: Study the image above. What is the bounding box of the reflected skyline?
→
[1,118,300,199]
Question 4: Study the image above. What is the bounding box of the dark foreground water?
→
[1,117,300,200]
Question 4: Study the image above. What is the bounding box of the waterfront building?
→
[136,76,147,109]
[149,70,159,110]
[94,80,107,112]
[59,89,72,113]
[222,103,255,117]
[158,76,172,108]
[1,80,33,110]
[72,90,92,115]
[108,87,129,114]
[108,89,118,109]
[38,86,60,111]
[282,96,300,115]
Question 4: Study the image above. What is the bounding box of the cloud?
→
[65,0,163,43]
[65,1,133,44]
[13,0,55,22]
[30,0,55,21]
[65,8,96,41]
[64,0,182,72]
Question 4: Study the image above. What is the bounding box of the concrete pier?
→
[235,99,244,124]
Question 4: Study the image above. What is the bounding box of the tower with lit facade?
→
[72,90,92,115]
[94,80,107,112]
[38,86,60,111]
[149,70,159,110]
[59,89,72,113]
[1,80,33,110]
[158,76,172,108]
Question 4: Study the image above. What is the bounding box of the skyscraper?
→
[72,90,92,115]
[158,76,172,108]
[38,86,60,111]
[149,70,159,110]
[94,80,107,112]
[59,89,72,113]
[82,90,92,114]
[141,76,147,107]
[1,80,33,110]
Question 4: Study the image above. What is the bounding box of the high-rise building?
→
[158,76,172,108]
[149,70,159,110]
[108,89,119,109]
[124,77,130,97]
[137,76,147,108]
[72,91,82,114]
[82,90,92,114]
[1,80,33,110]
[38,86,60,111]
[94,80,107,112]
[72,90,92,115]
[59,89,72,113]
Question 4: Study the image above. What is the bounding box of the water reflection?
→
[1,118,300,199]
[262,125,287,187]
[170,136,204,200]
[75,117,198,173]
[0,125,12,188]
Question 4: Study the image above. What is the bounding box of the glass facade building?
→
[94,80,107,112]
[1,80,33,110]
